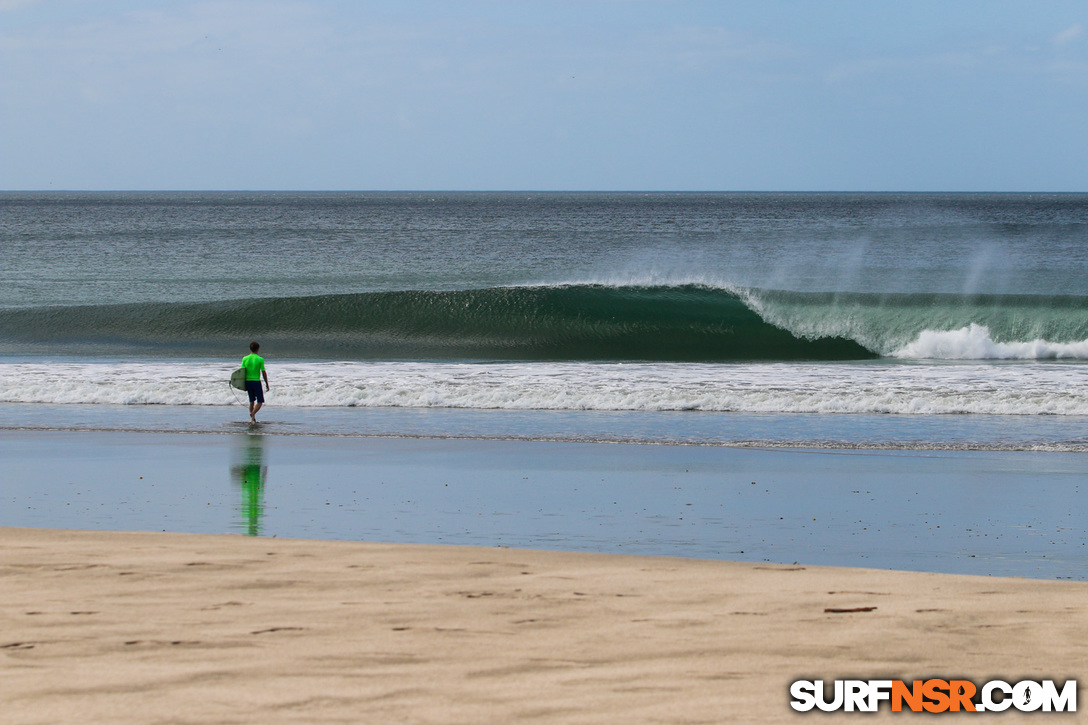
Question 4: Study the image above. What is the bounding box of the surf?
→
[0,285,871,361]
[1,284,1087,362]
[3,361,1088,418]
[746,289,1088,358]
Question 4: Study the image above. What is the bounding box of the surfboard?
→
[229,367,247,390]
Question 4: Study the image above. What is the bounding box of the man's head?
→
[249,341,260,353]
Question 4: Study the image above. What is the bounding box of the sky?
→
[2,0,1087,191]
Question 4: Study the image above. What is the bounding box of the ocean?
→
[2,191,1088,450]
[4,191,1088,576]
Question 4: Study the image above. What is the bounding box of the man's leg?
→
[247,381,262,422]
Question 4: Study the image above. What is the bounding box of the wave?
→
[0,285,870,361]
[1,284,1087,361]
[744,289,1088,358]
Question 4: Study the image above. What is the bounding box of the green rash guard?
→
[241,353,265,382]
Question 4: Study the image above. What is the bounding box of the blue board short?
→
[245,380,265,404]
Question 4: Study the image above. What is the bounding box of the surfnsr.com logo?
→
[790,679,1077,713]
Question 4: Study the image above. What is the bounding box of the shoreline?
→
[3,526,1084,723]
[4,390,1088,453]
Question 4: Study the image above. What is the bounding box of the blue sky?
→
[2,0,1086,191]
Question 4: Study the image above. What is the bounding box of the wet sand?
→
[3,526,1084,723]
[3,429,1087,578]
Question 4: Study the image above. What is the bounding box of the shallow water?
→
[3,402,1088,452]
[3,430,1085,580]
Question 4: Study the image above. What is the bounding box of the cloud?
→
[1052,23,1083,47]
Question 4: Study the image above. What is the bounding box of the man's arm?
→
[262,369,270,391]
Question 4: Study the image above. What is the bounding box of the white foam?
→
[891,324,1088,360]
[2,360,1088,416]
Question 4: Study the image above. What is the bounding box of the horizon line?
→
[3,189,1087,195]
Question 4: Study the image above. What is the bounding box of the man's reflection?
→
[230,434,267,536]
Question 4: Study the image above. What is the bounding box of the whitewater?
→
[3,358,1088,417]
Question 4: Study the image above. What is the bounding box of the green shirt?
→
[241,353,265,381]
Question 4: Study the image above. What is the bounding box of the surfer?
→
[241,341,270,423]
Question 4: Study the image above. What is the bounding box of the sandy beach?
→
[2,429,1085,721]
[2,526,1084,723]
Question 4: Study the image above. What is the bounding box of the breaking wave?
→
[1,284,1087,361]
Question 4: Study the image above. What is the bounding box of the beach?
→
[4,525,1085,723]
[3,429,1086,722]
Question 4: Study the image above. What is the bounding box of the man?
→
[241,341,270,423]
